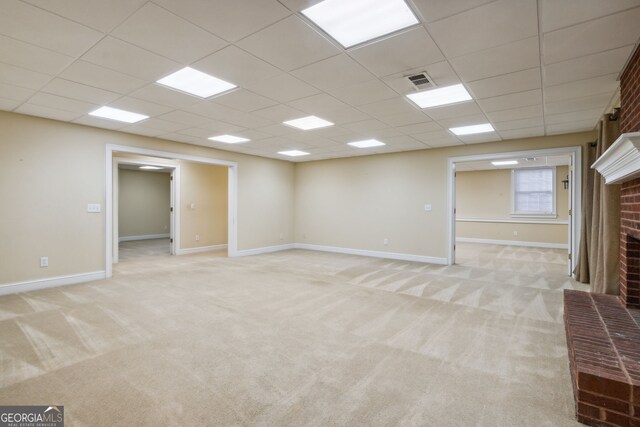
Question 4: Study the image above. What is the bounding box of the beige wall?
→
[0,111,294,285]
[118,169,171,238]
[180,162,228,249]
[295,132,592,259]
[455,166,569,244]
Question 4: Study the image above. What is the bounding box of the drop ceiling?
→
[1,0,639,162]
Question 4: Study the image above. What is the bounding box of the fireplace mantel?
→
[592,132,640,184]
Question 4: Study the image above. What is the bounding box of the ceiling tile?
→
[130,84,200,109]
[184,101,273,128]
[541,0,640,33]
[358,97,419,119]
[425,137,464,148]
[427,0,538,58]
[543,46,635,87]
[111,3,228,64]
[457,132,500,144]
[544,73,619,103]
[545,92,614,115]
[349,27,444,77]
[424,102,483,120]
[543,8,640,64]
[410,129,454,143]
[254,104,306,122]
[137,118,190,133]
[81,36,181,81]
[193,46,281,88]
[546,119,597,134]
[485,104,543,122]
[0,82,35,102]
[0,0,103,57]
[159,133,199,143]
[326,80,398,106]
[243,73,320,103]
[466,68,541,98]
[212,89,278,112]
[396,122,442,135]
[122,124,166,137]
[436,114,490,128]
[60,61,146,94]
[0,34,74,74]
[379,109,431,127]
[23,0,148,32]
[291,54,376,91]
[476,89,542,112]
[237,15,340,71]
[108,97,173,117]
[288,93,370,124]
[16,103,82,121]
[41,78,121,105]
[450,37,539,82]
[0,98,21,110]
[154,110,211,127]
[178,127,221,139]
[0,62,52,90]
[73,115,130,130]
[492,116,544,131]
[545,108,603,125]
[497,126,545,140]
[412,0,497,23]
[28,92,99,114]
[154,0,291,42]
[343,119,392,133]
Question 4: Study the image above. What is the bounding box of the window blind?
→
[513,168,554,214]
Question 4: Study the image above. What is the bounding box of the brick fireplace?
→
[563,45,640,427]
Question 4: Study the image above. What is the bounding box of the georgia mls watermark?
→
[0,406,63,427]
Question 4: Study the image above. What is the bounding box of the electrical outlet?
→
[513,231,518,236]
[40,257,48,268]
[195,234,200,241]
[424,204,432,211]
[383,238,389,246]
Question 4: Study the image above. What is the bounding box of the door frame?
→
[447,145,582,276]
[113,157,179,262]
[106,144,238,279]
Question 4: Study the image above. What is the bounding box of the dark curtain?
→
[574,115,620,294]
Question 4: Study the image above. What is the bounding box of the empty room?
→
[1,0,640,426]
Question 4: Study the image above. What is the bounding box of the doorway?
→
[447,146,582,276]
[106,145,238,279]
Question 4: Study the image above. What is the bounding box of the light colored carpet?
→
[118,238,170,260]
[0,243,587,426]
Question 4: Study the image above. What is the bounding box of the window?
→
[512,167,556,216]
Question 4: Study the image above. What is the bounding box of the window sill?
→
[510,213,557,219]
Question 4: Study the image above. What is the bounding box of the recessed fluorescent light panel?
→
[156,67,236,98]
[139,165,163,170]
[302,0,419,48]
[208,134,250,144]
[278,150,310,157]
[89,106,148,123]
[406,84,472,108]
[491,160,518,166]
[283,116,334,130]
[449,123,495,136]
[348,139,386,148]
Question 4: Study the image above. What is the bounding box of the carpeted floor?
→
[0,243,587,426]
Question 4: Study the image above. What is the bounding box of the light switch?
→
[87,203,101,213]
[424,204,432,211]
[190,202,196,209]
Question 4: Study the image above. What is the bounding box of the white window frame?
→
[511,167,557,218]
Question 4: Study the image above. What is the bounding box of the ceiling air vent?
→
[407,72,435,90]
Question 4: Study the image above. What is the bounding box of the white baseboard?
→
[119,233,170,242]
[294,243,448,265]
[176,244,227,255]
[234,244,296,257]
[0,271,106,296]
[456,237,568,249]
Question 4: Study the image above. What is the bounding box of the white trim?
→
[591,132,640,184]
[456,217,569,225]
[0,271,106,296]
[235,244,296,257]
[448,145,582,276]
[176,244,228,255]
[119,234,170,242]
[456,237,568,249]
[106,145,238,278]
[294,243,448,264]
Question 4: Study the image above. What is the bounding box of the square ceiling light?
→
[406,84,472,109]
[348,139,385,148]
[279,150,310,157]
[283,115,334,130]
[449,123,495,136]
[89,106,148,123]
[208,134,250,144]
[302,0,419,48]
[492,160,518,166]
[156,67,236,98]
